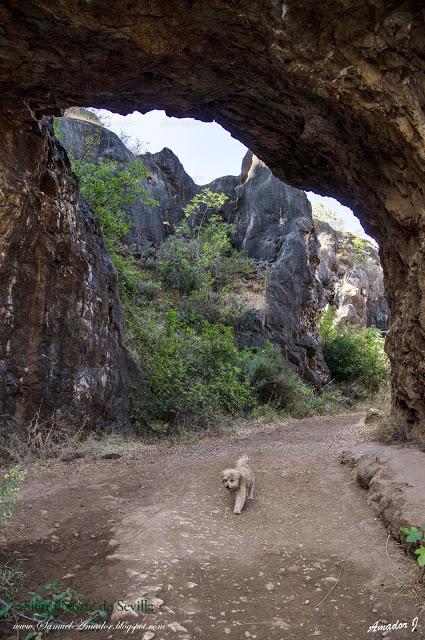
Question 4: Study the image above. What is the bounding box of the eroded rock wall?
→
[58,116,198,253]
[211,153,327,385]
[0,112,136,432]
[316,220,387,330]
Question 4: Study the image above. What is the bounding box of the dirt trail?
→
[1,414,423,639]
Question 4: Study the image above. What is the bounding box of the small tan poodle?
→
[221,455,255,514]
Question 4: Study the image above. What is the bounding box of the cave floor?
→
[0,414,423,639]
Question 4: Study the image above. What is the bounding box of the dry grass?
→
[0,561,25,599]
[354,385,391,414]
[371,409,412,444]
[0,407,90,466]
[230,264,269,312]
[0,409,240,467]
[354,387,413,444]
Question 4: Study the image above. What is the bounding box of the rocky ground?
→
[0,414,423,639]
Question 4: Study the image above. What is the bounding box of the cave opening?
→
[1,1,424,435]
[57,105,389,409]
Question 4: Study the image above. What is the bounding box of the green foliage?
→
[124,302,254,429]
[69,152,158,296]
[0,467,25,521]
[52,117,62,142]
[71,158,155,249]
[158,211,249,300]
[124,188,336,429]
[25,582,83,619]
[401,526,425,570]
[120,189,266,431]
[64,148,337,430]
[312,202,343,231]
[110,252,142,296]
[242,341,340,418]
[183,188,228,221]
[351,235,369,263]
[0,581,108,639]
[319,307,389,394]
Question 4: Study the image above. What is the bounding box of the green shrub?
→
[183,188,228,222]
[351,236,369,263]
[242,342,332,418]
[158,230,201,294]
[71,158,155,248]
[124,304,254,429]
[319,307,389,394]
[158,218,253,298]
[69,154,158,299]
[110,251,143,296]
[158,189,253,300]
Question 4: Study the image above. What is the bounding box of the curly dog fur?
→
[221,455,255,514]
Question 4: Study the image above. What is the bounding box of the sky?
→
[92,108,372,241]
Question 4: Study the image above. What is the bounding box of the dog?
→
[221,455,255,514]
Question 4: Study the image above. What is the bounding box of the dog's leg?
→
[233,481,247,514]
[248,473,255,499]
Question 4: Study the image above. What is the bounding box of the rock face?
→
[1,2,425,434]
[212,153,327,385]
[316,220,388,330]
[59,118,328,385]
[58,117,198,253]
[0,113,136,432]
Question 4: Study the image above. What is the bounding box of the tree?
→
[72,158,155,249]
[312,202,343,231]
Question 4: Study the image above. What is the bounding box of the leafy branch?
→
[401,525,425,571]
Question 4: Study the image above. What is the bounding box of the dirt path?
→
[1,414,423,639]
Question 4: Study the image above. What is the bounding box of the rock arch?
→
[0,1,424,435]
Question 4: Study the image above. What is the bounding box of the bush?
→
[110,251,143,296]
[71,158,155,248]
[158,214,243,295]
[70,154,158,297]
[242,342,332,418]
[158,188,253,301]
[319,307,389,394]
[158,229,201,294]
[124,304,254,429]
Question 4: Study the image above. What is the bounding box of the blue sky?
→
[92,108,371,240]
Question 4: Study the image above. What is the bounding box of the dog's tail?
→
[237,454,249,466]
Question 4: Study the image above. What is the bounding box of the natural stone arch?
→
[0,1,424,436]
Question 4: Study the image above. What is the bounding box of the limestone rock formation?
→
[59,117,328,386]
[316,220,388,330]
[58,117,198,253]
[0,115,137,433]
[1,1,425,433]
[212,153,327,385]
